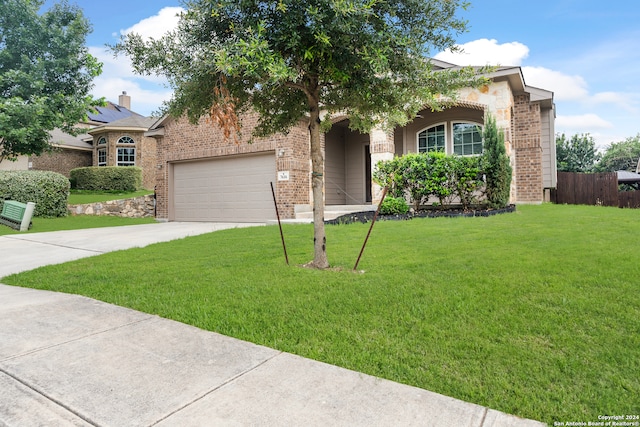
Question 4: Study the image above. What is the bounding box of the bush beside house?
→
[0,170,69,217]
[379,196,410,215]
[375,114,513,212]
[482,114,512,209]
[70,166,143,192]
[374,152,486,211]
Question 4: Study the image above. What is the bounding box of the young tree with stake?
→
[114,0,486,268]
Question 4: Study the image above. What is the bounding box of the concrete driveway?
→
[0,222,260,277]
[0,222,546,426]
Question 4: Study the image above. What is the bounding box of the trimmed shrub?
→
[450,156,484,210]
[373,155,404,198]
[376,152,487,211]
[427,152,454,208]
[397,153,432,211]
[482,113,512,208]
[379,196,409,215]
[0,170,69,217]
[70,166,143,191]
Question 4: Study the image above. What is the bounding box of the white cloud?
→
[118,7,184,40]
[435,37,640,148]
[87,8,185,115]
[434,38,529,66]
[556,114,613,130]
[556,114,618,149]
[522,66,638,113]
[590,92,626,104]
[588,91,638,113]
[90,46,136,80]
[90,46,167,85]
[91,76,172,116]
[521,66,588,101]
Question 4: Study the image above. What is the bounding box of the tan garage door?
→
[172,153,276,222]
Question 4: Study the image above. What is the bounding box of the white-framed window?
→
[417,121,483,156]
[97,136,107,145]
[118,136,135,144]
[97,148,107,166]
[117,148,135,166]
[418,123,445,153]
[453,122,483,155]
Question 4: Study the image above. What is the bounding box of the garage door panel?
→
[172,153,276,222]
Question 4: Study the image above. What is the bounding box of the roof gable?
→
[48,128,93,151]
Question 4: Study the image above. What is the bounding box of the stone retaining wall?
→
[68,195,155,218]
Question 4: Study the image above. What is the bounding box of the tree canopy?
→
[114,0,486,268]
[595,134,640,173]
[0,0,102,163]
[556,133,599,173]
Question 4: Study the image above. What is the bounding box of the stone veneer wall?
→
[31,148,92,178]
[68,195,155,218]
[370,127,395,204]
[512,94,543,202]
[154,112,310,220]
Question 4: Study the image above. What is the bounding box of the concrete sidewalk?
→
[0,223,546,426]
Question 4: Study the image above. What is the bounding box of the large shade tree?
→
[595,134,640,173]
[114,0,486,268]
[556,133,599,173]
[0,0,102,163]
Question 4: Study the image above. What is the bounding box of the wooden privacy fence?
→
[619,190,640,208]
[552,171,640,208]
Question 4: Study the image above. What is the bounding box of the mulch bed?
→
[325,204,516,225]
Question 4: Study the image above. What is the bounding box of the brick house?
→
[86,92,158,190]
[8,92,159,189]
[146,61,556,222]
[28,128,93,177]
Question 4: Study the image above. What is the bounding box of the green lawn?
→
[68,189,153,205]
[3,204,638,424]
[0,215,156,235]
[0,190,156,235]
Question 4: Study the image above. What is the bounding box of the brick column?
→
[369,126,395,205]
[512,94,543,203]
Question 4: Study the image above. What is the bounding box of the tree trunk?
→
[308,101,329,269]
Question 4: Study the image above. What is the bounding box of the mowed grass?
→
[0,215,156,236]
[3,204,639,424]
[0,190,155,235]
[68,189,153,205]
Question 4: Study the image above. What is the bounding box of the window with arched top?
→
[417,121,483,156]
[97,136,106,145]
[117,136,135,144]
[418,124,446,153]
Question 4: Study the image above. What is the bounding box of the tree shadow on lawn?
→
[325,204,516,225]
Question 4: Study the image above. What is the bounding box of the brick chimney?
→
[118,91,131,110]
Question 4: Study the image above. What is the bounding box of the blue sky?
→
[47,0,640,149]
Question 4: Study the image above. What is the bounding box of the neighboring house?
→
[617,170,640,190]
[1,128,92,177]
[29,128,93,177]
[3,92,158,189]
[146,60,556,223]
[86,96,158,189]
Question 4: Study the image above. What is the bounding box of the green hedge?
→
[379,196,409,215]
[70,166,143,191]
[374,152,485,210]
[0,170,70,217]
